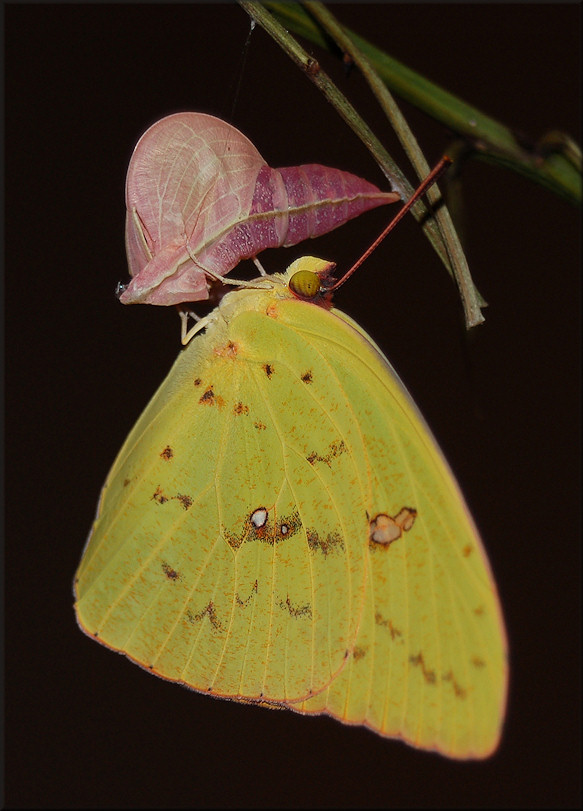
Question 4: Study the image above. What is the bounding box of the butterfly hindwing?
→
[264,306,507,758]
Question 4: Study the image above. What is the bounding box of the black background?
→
[5,3,581,808]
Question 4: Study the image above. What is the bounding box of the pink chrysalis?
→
[120,112,399,306]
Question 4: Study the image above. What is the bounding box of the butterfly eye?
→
[288,270,322,299]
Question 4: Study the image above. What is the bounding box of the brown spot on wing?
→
[235,580,258,607]
[409,654,467,699]
[161,562,181,581]
[307,439,346,468]
[186,601,224,631]
[199,386,225,409]
[263,363,274,379]
[224,528,243,551]
[276,511,301,540]
[225,508,302,550]
[301,370,313,383]
[306,529,345,555]
[409,652,437,685]
[278,595,312,619]
[442,670,467,699]
[152,487,192,510]
[375,613,403,641]
[160,446,174,460]
[234,402,249,416]
[223,508,302,551]
[174,494,193,510]
[369,507,417,549]
[152,485,168,505]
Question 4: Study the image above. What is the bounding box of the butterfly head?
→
[287,256,336,308]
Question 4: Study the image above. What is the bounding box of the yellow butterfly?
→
[74,251,507,760]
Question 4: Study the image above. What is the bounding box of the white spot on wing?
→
[250,508,268,528]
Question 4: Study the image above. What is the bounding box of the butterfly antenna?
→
[325,156,453,293]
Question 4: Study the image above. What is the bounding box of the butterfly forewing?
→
[76,285,370,703]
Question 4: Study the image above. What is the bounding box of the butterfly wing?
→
[74,275,507,758]
[265,303,508,759]
[74,284,372,702]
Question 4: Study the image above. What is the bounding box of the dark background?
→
[5,3,581,808]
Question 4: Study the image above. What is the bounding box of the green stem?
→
[264,1,581,207]
[239,0,486,327]
[304,1,485,324]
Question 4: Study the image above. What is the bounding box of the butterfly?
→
[74,236,507,758]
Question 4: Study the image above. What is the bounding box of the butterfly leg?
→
[252,256,267,276]
[179,309,207,345]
